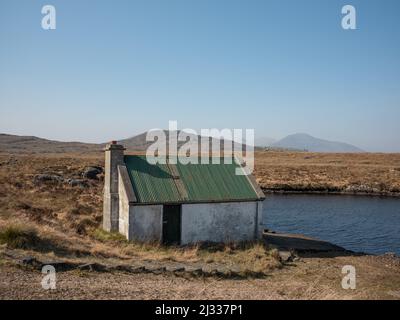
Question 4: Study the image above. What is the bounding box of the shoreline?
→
[262,188,400,198]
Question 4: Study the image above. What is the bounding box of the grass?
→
[0,152,399,274]
[0,224,40,249]
[193,241,282,272]
[141,241,282,273]
[90,228,282,272]
[254,151,400,195]
[90,228,127,243]
[0,220,99,257]
[0,152,399,299]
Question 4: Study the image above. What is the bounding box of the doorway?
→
[162,205,181,245]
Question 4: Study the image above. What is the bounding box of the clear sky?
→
[0,0,399,151]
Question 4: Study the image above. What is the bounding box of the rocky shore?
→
[262,186,400,197]
[255,151,400,198]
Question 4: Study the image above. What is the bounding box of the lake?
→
[263,194,400,255]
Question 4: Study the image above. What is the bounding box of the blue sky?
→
[0,0,399,151]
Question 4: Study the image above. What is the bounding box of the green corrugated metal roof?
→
[124,155,262,204]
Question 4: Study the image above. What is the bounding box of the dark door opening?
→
[162,205,181,245]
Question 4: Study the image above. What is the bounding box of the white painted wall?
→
[128,205,163,242]
[118,172,130,239]
[256,200,263,238]
[181,201,260,244]
[118,178,263,244]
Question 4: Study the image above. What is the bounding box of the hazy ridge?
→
[271,133,364,153]
[0,132,365,154]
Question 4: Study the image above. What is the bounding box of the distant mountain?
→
[272,133,364,153]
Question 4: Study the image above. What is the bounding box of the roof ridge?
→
[166,161,189,201]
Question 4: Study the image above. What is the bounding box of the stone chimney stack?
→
[103,141,126,232]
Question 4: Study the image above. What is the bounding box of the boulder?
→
[66,179,89,188]
[20,256,43,269]
[77,263,107,272]
[82,166,103,180]
[278,250,294,262]
[33,174,64,184]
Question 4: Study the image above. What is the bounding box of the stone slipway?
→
[263,232,348,253]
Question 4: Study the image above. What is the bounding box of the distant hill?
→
[272,133,364,153]
[0,131,251,154]
[1,132,363,154]
[119,130,250,152]
[0,134,101,154]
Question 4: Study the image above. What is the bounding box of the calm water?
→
[263,194,400,255]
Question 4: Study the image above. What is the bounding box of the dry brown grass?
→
[0,223,40,249]
[0,153,281,273]
[0,152,399,299]
[1,151,399,262]
[255,151,400,195]
[90,228,281,272]
[0,154,103,232]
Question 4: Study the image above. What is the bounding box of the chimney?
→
[103,141,126,232]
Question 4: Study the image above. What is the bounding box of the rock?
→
[165,265,185,273]
[43,261,78,271]
[278,251,293,262]
[208,269,221,277]
[82,166,103,180]
[142,264,165,273]
[66,179,89,188]
[21,256,40,265]
[151,267,167,274]
[34,174,63,184]
[131,266,146,273]
[185,267,203,275]
[78,263,107,272]
[345,184,373,193]
[112,265,133,272]
[263,228,276,234]
[384,252,398,258]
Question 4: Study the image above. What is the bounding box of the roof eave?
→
[130,198,262,206]
[118,165,137,204]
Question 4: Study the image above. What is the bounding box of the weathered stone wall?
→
[181,201,260,244]
[103,144,125,232]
